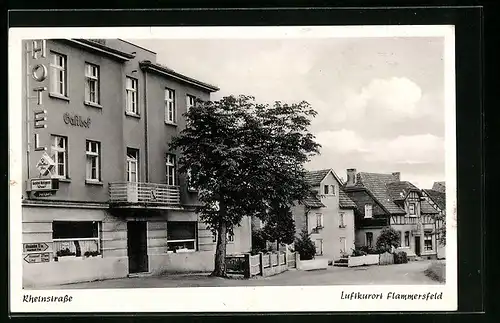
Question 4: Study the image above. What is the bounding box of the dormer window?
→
[364,204,373,218]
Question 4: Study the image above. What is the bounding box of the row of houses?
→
[20,38,445,288]
[272,169,446,262]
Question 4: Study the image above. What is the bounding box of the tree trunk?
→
[211,203,228,277]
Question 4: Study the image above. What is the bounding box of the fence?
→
[225,251,298,278]
[379,252,394,265]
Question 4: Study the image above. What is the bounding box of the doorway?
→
[414,236,421,256]
[127,221,149,274]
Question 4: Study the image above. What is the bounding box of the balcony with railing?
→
[109,182,181,208]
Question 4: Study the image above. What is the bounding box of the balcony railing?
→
[109,182,181,206]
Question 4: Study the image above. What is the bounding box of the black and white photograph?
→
[9,25,457,312]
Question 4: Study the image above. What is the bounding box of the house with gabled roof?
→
[422,188,446,259]
[343,169,440,260]
[291,169,357,262]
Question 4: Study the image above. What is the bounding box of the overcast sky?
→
[129,37,445,189]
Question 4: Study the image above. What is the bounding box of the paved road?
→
[35,260,443,290]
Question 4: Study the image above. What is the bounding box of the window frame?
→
[339,212,345,228]
[166,154,176,186]
[126,76,139,115]
[51,135,68,179]
[366,232,373,247]
[126,148,139,182]
[85,140,101,182]
[364,204,373,218]
[316,213,324,228]
[50,51,67,97]
[323,184,329,195]
[424,231,433,251]
[404,231,410,247]
[165,88,176,124]
[315,239,323,255]
[186,94,196,111]
[84,62,100,105]
[339,237,347,253]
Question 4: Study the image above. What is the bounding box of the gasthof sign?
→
[30,178,59,191]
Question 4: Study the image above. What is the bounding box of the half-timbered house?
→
[343,169,440,260]
[422,188,446,259]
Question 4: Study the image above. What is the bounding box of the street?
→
[33,260,443,289]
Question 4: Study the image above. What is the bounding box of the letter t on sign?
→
[31,40,47,59]
[33,87,47,105]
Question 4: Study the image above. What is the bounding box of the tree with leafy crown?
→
[262,202,296,249]
[169,95,320,277]
[376,227,401,253]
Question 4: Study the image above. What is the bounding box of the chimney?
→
[392,172,401,181]
[346,169,357,187]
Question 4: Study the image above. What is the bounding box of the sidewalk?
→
[30,260,442,290]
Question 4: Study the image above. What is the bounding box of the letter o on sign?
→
[32,64,48,82]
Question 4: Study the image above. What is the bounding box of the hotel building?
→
[21,39,252,288]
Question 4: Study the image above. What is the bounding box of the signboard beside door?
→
[23,243,49,253]
[24,252,51,264]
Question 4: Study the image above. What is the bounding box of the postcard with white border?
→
[9,25,457,313]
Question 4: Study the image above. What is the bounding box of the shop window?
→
[52,221,101,258]
[167,221,197,252]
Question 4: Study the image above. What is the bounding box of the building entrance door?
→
[415,236,421,256]
[127,221,149,274]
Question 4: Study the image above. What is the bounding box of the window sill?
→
[84,101,103,109]
[49,92,70,102]
[125,112,141,119]
[55,178,71,183]
[85,180,104,186]
[165,121,178,127]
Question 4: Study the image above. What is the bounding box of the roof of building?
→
[339,189,357,209]
[424,189,446,211]
[139,60,220,92]
[432,181,446,193]
[386,181,420,201]
[346,172,406,215]
[63,39,136,61]
[304,169,332,186]
[304,169,344,187]
[302,193,325,208]
[421,200,439,214]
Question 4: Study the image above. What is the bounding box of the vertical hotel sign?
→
[26,40,58,195]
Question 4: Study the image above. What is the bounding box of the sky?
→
[128,37,445,189]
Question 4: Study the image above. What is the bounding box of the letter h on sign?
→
[31,40,47,60]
